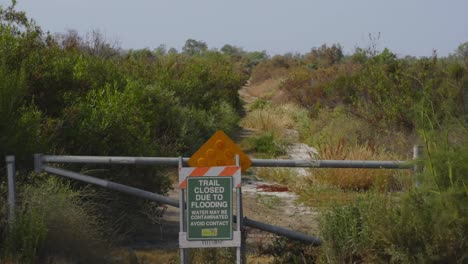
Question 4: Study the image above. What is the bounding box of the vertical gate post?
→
[413,145,423,187]
[6,156,16,224]
[34,153,43,173]
[234,155,245,264]
[240,187,246,264]
[179,157,189,264]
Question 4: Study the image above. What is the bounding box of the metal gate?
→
[4,149,420,262]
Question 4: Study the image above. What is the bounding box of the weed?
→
[256,168,296,185]
[255,194,282,209]
[243,132,288,158]
[1,176,111,263]
[2,202,47,264]
[249,98,271,111]
[190,248,236,264]
[320,189,468,263]
[296,182,362,207]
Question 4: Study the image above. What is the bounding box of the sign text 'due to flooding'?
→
[187,177,232,240]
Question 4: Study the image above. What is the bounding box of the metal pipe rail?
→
[40,165,321,245]
[38,155,412,169]
[34,153,415,246]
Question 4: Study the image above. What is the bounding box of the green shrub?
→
[244,132,287,158]
[320,189,468,263]
[418,121,468,191]
[250,54,301,84]
[0,60,48,166]
[279,63,360,109]
[304,106,374,148]
[249,98,271,110]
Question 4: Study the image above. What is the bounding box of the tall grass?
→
[312,140,410,191]
[320,188,468,263]
[241,102,308,138]
[241,103,296,135]
[319,120,468,263]
[1,176,111,263]
[300,106,415,157]
[241,102,310,158]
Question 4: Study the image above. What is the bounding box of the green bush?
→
[1,1,246,169]
[250,98,271,110]
[1,2,245,235]
[320,189,468,263]
[244,132,287,158]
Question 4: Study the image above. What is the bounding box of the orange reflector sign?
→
[188,130,252,172]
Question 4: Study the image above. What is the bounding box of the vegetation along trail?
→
[237,80,321,240]
[1,2,467,262]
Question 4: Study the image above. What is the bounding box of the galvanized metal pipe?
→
[6,156,16,224]
[42,165,321,245]
[40,155,412,169]
[42,155,188,166]
[243,217,322,246]
[252,158,410,169]
[43,166,179,207]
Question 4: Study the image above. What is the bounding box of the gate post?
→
[178,157,189,264]
[6,156,16,224]
[235,155,246,264]
[413,145,423,187]
[34,153,43,173]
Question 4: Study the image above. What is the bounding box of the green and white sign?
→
[187,176,232,240]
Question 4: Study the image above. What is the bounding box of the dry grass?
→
[245,78,283,100]
[247,255,274,264]
[256,168,297,185]
[241,103,306,137]
[303,106,417,157]
[255,167,360,207]
[254,140,413,207]
[312,140,412,191]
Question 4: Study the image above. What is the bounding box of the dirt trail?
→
[237,82,320,240]
[125,82,320,253]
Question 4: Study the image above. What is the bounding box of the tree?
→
[456,41,468,66]
[182,39,207,55]
[153,44,167,56]
[221,44,243,56]
[306,44,344,67]
[168,47,178,54]
[245,50,268,66]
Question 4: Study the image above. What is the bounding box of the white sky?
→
[1,0,467,57]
